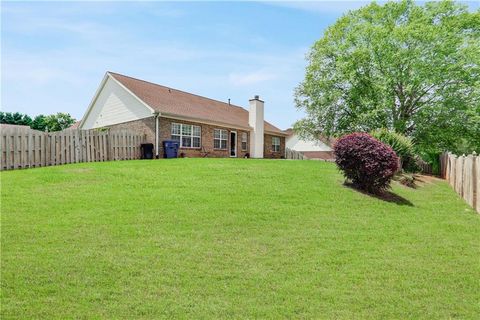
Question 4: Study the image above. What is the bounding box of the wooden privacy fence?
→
[285,148,308,160]
[418,160,433,175]
[440,152,479,213]
[0,128,146,171]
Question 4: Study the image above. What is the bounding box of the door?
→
[230,131,237,157]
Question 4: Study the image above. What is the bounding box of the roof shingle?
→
[108,72,285,134]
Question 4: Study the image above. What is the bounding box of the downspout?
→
[153,112,160,158]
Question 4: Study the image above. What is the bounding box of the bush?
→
[370,128,417,172]
[334,133,399,193]
[419,151,441,175]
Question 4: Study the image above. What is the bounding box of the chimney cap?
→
[249,95,264,103]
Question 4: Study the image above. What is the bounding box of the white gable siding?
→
[81,76,153,129]
[286,134,332,152]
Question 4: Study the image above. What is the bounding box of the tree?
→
[0,112,33,127]
[294,0,480,154]
[0,112,75,132]
[31,115,48,131]
[43,113,75,132]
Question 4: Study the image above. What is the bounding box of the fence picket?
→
[441,152,479,213]
[285,148,308,160]
[1,128,145,171]
[46,134,49,166]
[0,131,3,170]
[475,156,479,213]
[40,134,45,167]
[13,129,19,169]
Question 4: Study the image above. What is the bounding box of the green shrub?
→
[419,152,441,175]
[370,128,417,172]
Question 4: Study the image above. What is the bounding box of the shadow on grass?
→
[345,183,414,207]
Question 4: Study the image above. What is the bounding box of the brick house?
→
[79,72,286,159]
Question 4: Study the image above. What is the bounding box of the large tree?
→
[43,113,75,132]
[294,0,480,154]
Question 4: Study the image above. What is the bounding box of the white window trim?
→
[241,132,248,151]
[214,129,228,150]
[171,123,201,149]
[272,136,281,152]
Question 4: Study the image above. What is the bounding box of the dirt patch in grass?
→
[415,174,441,184]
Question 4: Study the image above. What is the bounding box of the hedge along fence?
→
[0,127,146,171]
[440,152,479,213]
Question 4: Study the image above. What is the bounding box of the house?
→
[68,121,81,129]
[79,72,287,159]
[285,128,335,160]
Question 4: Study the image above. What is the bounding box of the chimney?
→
[248,95,264,158]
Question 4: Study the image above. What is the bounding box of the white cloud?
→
[1,2,310,128]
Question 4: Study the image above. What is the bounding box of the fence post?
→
[4,128,10,170]
[476,155,480,213]
[449,155,456,188]
[455,155,463,196]
[472,152,477,212]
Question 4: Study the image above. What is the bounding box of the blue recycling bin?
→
[163,140,179,158]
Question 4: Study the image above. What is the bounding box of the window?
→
[171,123,201,148]
[214,129,227,149]
[241,132,248,151]
[272,136,280,152]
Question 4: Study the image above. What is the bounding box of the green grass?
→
[1,159,479,319]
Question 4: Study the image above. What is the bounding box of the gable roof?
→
[108,72,285,135]
[285,127,336,147]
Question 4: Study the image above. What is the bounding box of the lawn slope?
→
[1,159,479,319]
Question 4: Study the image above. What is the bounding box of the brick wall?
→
[106,116,285,159]
[264,133,286,159]
[106,117,156,143]
[159,117,251,158]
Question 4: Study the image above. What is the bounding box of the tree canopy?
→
[0,112,32,127]
[294,0,480,154]
[1,112,75,132]
[43,113,75,132]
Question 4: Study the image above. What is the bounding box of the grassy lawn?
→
[1,159,479,319]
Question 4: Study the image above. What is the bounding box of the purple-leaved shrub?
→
[334,133,399,193]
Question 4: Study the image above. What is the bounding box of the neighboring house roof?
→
[0,124,30,129]
[284,128,294,136]
[0,124,31,131]
[0,124,46,134]
[284,128,335,154]
[69,121,81,129]
[108,72,285,135]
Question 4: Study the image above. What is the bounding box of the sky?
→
[1,1,478,130]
